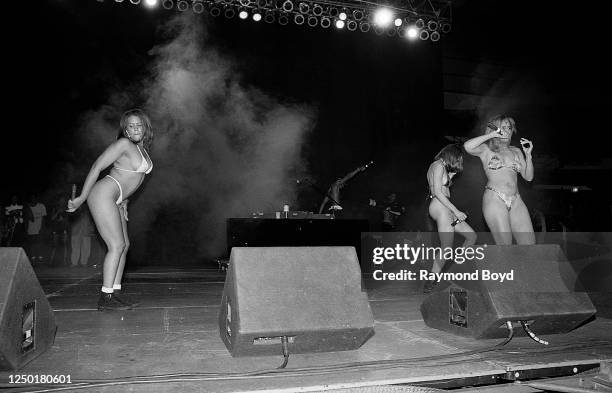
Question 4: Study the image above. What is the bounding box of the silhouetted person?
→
[25,194,47,263]
[318,163,369,216]
[50,196,70,266]
[3,195,25,247]
[70,205,94,267]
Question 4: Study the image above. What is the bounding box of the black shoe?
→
[113,291,140,308]
[97,293,132,311]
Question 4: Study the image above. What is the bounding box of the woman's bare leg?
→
[114,212,130,287]
[510,197,536,245]
[483,191,513,245]
[454,221,477,246]
[429,201,454,274]
[87,180,125,289]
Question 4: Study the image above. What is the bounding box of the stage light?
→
[419,29,429,40]
[329,7,338,18]
[427,20,438,31]
[352,9,364,21]
[394,18,402,27]
[430,30,440,41]
[264,10,275,22]
[239,9,248,18]
[571,186,579,193]
[339,12,347,21]
[282,0,293,12]
[144,0,157,7]
[386,27,396,36]
[405,26,418,39]
[294,14,305,24]
[239,0,251,6]
[225,6,236,17]
[415,18,425,29]
[373,8,393,27]
[192,0,204,13]
[359,21,370,32]
[278,12,289,24]
[210,5,221,16]
[307,16,318,27]
[299,2,309,14]
[161,0,173,8]
[253,11,262,21]
[130,0,141,4]
[320,16,331,28]
[374,25,384,35]
[440,22,451,33]
[176,0,188,11]
[257,0,267,7]
[115,0,125,3]
[312,4,323,16]
[347,20,357,31]
[335,19,345,29]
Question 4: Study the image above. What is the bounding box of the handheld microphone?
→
[487,123,499,132]
[451,218,461,227]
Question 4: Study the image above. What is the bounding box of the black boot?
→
[97,292,132,311]
[113,291,140,308]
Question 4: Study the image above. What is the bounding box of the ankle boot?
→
[98,292,132,311]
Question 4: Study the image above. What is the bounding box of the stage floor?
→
[2,266,611,392]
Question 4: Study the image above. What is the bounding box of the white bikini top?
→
[113,145,153,174]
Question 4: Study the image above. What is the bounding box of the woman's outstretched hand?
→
[67,196,85,213]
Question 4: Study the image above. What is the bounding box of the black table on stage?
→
[226,217,369,265]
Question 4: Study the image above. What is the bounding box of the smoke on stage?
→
[70,13,315,262]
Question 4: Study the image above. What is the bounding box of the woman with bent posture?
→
[68,109,153,310]
[425,144,477,292]
[463,115,534,245]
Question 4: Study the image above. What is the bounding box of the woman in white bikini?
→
[464,115,534,245]
[68,109,153,310]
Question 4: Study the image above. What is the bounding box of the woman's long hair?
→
[434,144,464,174]
[117,108,153,150]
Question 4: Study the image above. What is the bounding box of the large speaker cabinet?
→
[1,248,57,370]
[219,247,375,357]
[420,244,596,339]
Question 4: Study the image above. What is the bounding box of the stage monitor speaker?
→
[1,248,57,371]
[420,244,596,339]
[219,247,375,357]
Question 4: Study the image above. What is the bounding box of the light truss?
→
[115,0,452,41]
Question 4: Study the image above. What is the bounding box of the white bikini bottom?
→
[105,175,129,221]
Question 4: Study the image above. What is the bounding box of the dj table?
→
[226,217,369,258]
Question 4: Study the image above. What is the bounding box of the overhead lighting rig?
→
[113,0,452,41]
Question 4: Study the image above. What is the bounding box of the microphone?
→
[486,123,499,132]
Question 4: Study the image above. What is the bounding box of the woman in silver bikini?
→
[67,109,153,310]
[464,115,534,245]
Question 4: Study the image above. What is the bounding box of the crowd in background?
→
[1,192,98,267]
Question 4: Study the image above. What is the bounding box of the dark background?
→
[3,0,610,264]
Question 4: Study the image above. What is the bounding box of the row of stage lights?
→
[111,0,451,41]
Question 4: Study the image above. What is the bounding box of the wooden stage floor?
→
[1,266,611,392]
